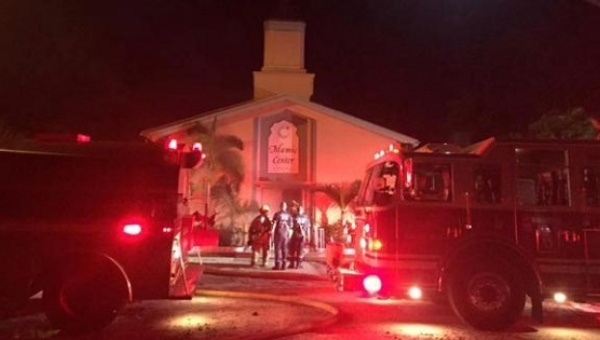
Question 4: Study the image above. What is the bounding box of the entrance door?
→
[282,188,303,207]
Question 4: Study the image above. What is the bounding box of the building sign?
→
[258,111,312,181]
[267,120,299,174]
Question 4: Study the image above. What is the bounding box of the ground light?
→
[408,286,422,300]
[167,313,210,328]
[363,275,382,295]
[393,324,444,338]
[553,292,567,303]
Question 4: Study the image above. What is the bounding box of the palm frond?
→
[216,150,245,183]
[214,135,244,151]
[341,180,362,206]
[314,179,362,209]
[185,122,212,137]
[210,117,218,135]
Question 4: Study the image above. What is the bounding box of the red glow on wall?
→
[404,159,413,188]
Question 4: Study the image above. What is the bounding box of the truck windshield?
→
[360,160,399,206]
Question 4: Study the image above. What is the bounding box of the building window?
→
[404,163,452,202]
[362,161,399,206]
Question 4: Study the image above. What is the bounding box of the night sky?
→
[1,0,600,143]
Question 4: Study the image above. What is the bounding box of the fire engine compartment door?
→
[514,148,600,295]
[169,216,203,298]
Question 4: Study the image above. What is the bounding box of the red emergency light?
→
[363,275,382,295]
[123,223,142,236]
[164,138,205,168]
[167,139,179,150]
[76,133,91,143]
[35,132,92,143]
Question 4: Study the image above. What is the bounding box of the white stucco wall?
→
[314,116,394,184]
[288,104,398,184]
[151,98,412,214]
[208,107,395,206]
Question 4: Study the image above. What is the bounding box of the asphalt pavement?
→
[193,246,340,339]
[0,247,340,340]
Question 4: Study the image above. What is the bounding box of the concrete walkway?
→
[196,246,331,281]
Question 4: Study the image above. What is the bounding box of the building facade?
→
[141,19,418,242]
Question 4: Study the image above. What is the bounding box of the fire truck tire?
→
[42,254,130,333]
[447,260,525,331]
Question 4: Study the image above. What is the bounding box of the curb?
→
[203,264,330,282]
[195,289,340,340]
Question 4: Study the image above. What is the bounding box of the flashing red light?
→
[192,142,202,152]
[162,227,173,233]
[408,286,423,300]
[123,223,142,236]
[76,133,91,143]
[363,275,383,295]
[167,139,178,150]
[404,159,413,188]
[34,132,92,143]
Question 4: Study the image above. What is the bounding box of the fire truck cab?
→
[0,138,203,333]
[348,138,600,330]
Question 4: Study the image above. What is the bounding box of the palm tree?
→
[182,118,248,244]
[211,181,259,246]
[313,179,362,242]
[183,117,244,202]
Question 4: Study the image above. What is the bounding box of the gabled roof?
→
[140,94,419,145]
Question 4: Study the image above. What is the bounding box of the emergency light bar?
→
[123,223,142,236]
[35,132,92,143]
[164,138,205,168]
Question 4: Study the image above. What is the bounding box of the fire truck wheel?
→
[43,255,129,333]
[447,260,525,331]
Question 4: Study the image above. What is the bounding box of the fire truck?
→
[0,136,204,333]
[343,137,600,330]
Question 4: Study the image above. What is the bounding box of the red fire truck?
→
[343,137,600,330]
[0,137,203,333]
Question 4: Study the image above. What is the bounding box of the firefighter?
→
[248,205,272,267]
[271,201,292,270]
[289,205,311,269]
